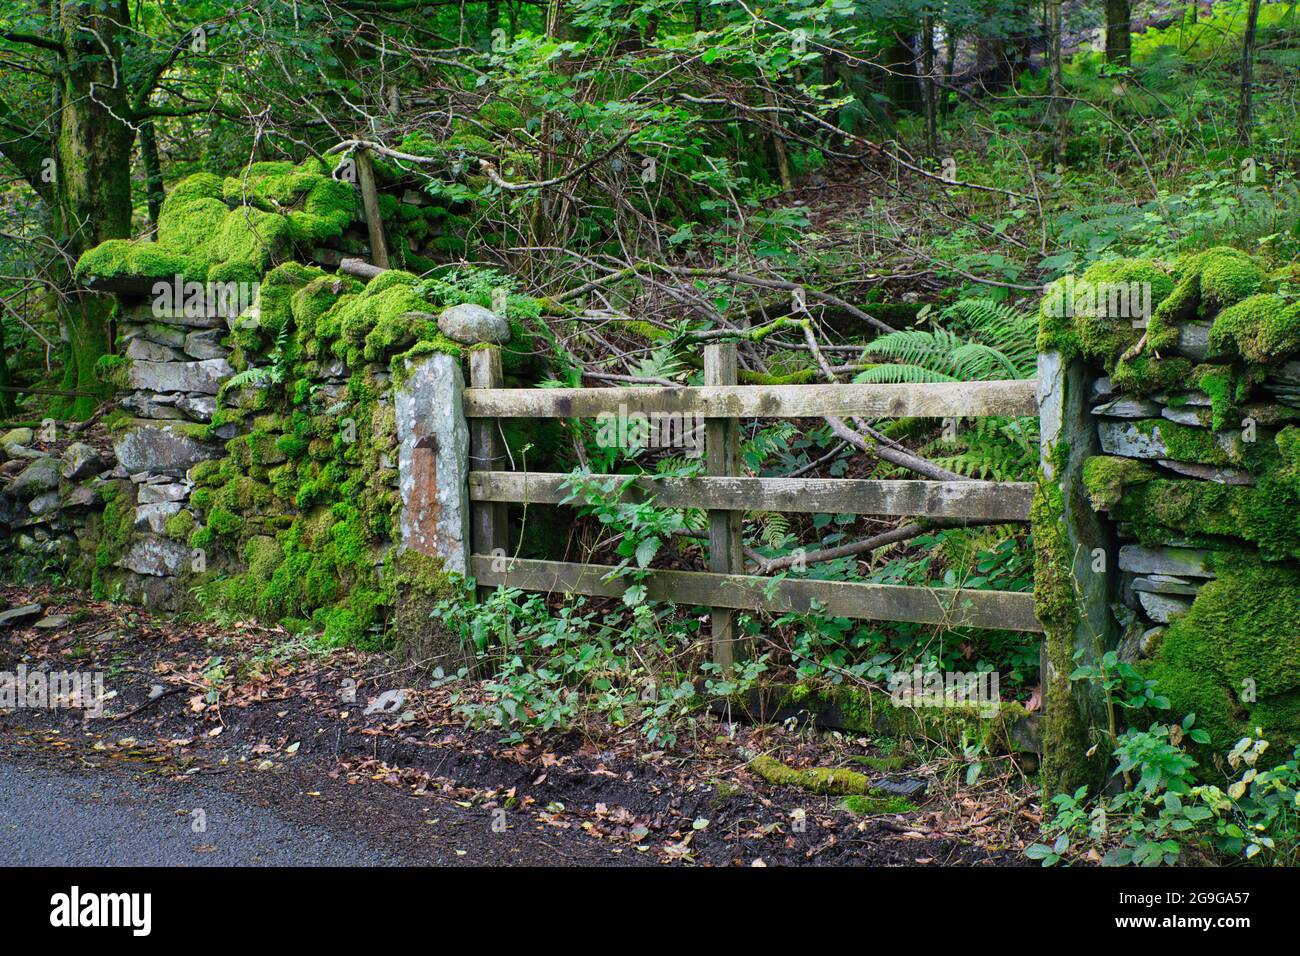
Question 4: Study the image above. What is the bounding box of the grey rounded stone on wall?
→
[436,303,510,344]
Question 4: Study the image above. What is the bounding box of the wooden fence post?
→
[470,346,507,600]
[355,150,390,270]
[704,343,746,675]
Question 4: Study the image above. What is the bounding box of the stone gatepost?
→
[1037,351,1117,798]
[394,302,510,573]
[395,352,471,573]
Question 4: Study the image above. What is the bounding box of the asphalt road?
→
[0,757,410,866]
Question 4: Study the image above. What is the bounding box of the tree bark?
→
[47,1,135,419]
[1046,0,1066,166]
[922,15,937,157]
[1105,0,1132,66]
[1237,0,1263,146]
[139,119,164,229]
[883,30,923,114]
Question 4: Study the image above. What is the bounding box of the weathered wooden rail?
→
[463,342,1042,673]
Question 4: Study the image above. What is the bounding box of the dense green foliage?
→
[3,1,1300,866]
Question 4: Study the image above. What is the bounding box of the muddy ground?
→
[0,583,1040,866]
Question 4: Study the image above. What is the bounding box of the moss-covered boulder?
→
[75,161,358,293]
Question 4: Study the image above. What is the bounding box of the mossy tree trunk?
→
[35,3,135,419]
[1,1,136,420]
[139,119,165,229]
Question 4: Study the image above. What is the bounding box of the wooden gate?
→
[462,342,1042,672]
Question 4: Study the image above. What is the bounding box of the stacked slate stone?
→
[1040,247,1300,757]
[0,425,111,582]
[1087,359,1300,652]
[102,299,238,607]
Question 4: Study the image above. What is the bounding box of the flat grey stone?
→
[118,301,228,329]
[28,491,60,516]
[140,322,187,348]
[8,457,60,499]
[1267,360,1300,386]
[1098,419,1245,463]
[64,485,98,509]
[1132,574,1201,596]
[2,444,43,461]
[113,423,218,476]
[120,392,185,420]
[1175,320,1218,362]
[127,358,231,395]
[1161,405,1210,426]
[1097,420,1166,459]
[1156,460,1255,485]
[116,536,189,576]
[183,328,227,360]
[436,303,510,345]
[871,777,928,798]
[1119,544,1216,578]
[1138,591,1193,623]
[61,442,105,480]
[33,614,70,629]
[0,428,33,447]
[1088,377,1115,403]
[1091,398,1160,418]
[0,603,43,627]
[126,337,184,362]
[137,482,188,504]
[176,394,216,422]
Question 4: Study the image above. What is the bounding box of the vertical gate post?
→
[395,352,470,573]
[469,346,507,600]
[355,150,391,270]
[704,342,746,675]
[1037,351,1115,797]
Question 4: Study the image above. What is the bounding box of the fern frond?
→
[941,298,1037,376]
[853,364,958,384]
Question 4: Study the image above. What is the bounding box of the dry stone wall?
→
[3,155,540,653]
[1037,248,1300,786]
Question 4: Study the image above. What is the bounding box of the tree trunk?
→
[1237,0,1263,146]
[49,0,135,419]
[0,313,14,418]
[139,120,164,229]
[922,15,937,158]
[1105,0,1132,66]
[941,28,959,117]
[1047,0,1066,165]
[883,31,923,115]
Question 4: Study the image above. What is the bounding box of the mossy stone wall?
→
[1038,247,1300,782]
